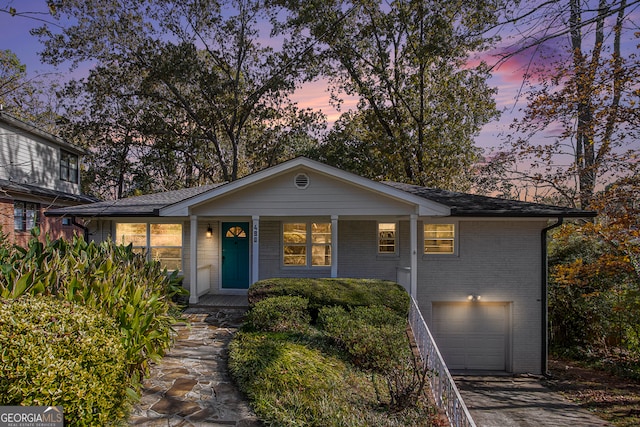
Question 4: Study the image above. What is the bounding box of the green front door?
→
[221,222,250,289]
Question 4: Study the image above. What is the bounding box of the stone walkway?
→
[129,308,261,426]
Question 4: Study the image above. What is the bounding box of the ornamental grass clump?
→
[0,296,130,426]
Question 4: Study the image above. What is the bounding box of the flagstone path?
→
[128,308,261,426]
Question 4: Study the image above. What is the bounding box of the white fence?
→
[408,296,476,427]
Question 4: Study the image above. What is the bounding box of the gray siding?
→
[191,171,416,217]
[416,220,545,374]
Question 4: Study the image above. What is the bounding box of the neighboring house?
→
[0,111,96,246]
[47,157,595,374]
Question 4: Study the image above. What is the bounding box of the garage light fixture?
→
[467,294,481,302]
[206,224,213,238]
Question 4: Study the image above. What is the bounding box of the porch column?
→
[410,214,418,299]
[189,215,198,304]
[252,216,260,284]
[331,215,338,278]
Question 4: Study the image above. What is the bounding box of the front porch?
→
[189,293,249,309]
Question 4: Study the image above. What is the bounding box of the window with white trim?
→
[378,222,397,254]
[283,222,331,266]
[115,223,183,271]
[424,223,455,254]
[14,201,39,232]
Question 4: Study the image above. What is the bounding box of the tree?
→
[484,0,640,207]
[0,49,60,131]
[33,0,323,196]
[279,0,501,190]
[549,173,640,352]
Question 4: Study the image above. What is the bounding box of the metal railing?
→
[409,296,476,427]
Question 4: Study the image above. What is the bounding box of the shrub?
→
[248,278,409,317]
[228,331,359,425]
[0,296,130,425]
[246,295,310,333]
[0,233,186,388]
[319,305,409,372]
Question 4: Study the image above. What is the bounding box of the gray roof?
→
[45,184,222,217]
[0,179,99,204]
[46,177,596,219]
[383,182,596,218]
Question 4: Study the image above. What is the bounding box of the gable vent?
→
[294,173,310,189]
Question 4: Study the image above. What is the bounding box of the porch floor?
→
[191,293,249,308]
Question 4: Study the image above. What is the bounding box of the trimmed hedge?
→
[246,295,311,333]
[248,278,410,317]
[0,296,130,425]
[318,305,410,372]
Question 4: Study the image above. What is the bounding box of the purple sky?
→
[0,1,608,153]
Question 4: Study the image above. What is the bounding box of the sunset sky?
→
[0,1,590,153]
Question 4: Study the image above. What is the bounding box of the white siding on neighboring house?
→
[0,120,80,195]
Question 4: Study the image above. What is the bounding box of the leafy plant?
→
[0,296,130,425]
[0,232,186,389]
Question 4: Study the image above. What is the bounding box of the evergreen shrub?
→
[246,295,310,332]
[0,296,129,426]
[319,305,409,372]
[0,232,186,390]
[248,278,409,317]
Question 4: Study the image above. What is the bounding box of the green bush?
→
[229,331,361,425]
[0,296,130,426]
[0,233,186,389]
[319,305,409,372]
[247,295,310,333]
[248,278,409,317]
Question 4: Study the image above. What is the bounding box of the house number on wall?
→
[253,224,258,243]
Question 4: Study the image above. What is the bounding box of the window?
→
[283,222,331,266]
[14,201,39,232]
[378,222,397,254]
[424,223,455,254]
[60,150,79,183]
[115,223,183,271]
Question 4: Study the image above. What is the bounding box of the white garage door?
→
[432,302,509,371]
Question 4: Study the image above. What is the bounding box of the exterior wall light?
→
[467,294,481,302]
[206,224,213,238]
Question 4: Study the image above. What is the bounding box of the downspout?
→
[71,216,89,241]
[541,217,563,376]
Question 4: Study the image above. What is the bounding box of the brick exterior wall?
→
[0,198,83,247]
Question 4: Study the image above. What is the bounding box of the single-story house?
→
[47,157,595,374]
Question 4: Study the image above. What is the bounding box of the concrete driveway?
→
[454,375,611,427]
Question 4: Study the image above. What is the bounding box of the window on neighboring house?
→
[60,150,78,183]
[115,223,183,272]
[378,222,397,254]
[283,222,331,266]
[61,217,72,226]
[14,201,39,232]
[424,223,455,254]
